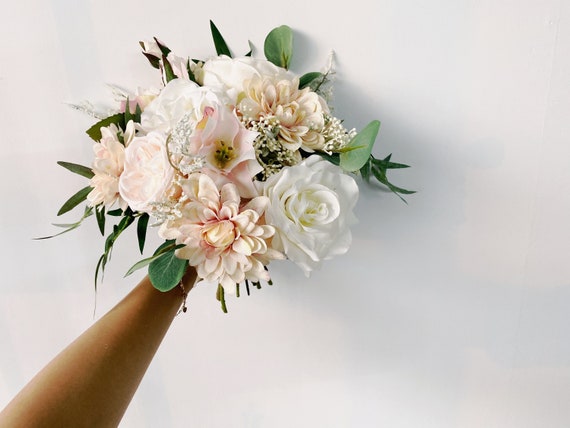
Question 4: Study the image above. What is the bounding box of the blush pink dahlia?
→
[159,173,283,289]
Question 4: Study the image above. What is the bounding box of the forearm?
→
[0,270,196,427]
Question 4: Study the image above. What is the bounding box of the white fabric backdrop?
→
[1,0,570,426]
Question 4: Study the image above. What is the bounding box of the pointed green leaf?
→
[57,186,92,216]
[153,37,171,56]
[210,20,232,57]
[95,205,105,235]
[149,241,189,291]
[34,207,93,240]
[245,40,253,57]
[57,161,94,179]
[299,72,323,89]
[264,25,293,69]
[137,213,150,254]
[340,120,380,172]
[86,114,125,141]
[162,55,176,82]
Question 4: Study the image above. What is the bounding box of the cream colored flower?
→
[158,173,283,289]
[238,76,329,152]
[87,122,135,210]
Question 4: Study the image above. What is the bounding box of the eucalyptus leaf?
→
[124,242,185,277]
[264,25,293,69]
[210,20,232,57]
[57,161,94,179]
[339,120,380,172]
[57,186,92,216]
[149,241,189,291]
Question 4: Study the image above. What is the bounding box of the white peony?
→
[119,131,174,213]
[261,155,359,275]
[140,78,224,134]
[198,56,295,103]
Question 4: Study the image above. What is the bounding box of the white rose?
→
[119,131,174,212]
[198,56,295,103]
[262,156,359,275]
[140,78,223,133]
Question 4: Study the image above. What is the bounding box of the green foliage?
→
[95,205,105,235]
[57,161,94,179]
[216,284,228,313]
[264,25,293,69]
[35,206,93,240]
[86,114,125,141]
[124,240,185,277]
[94,213,135,287]
[137,213,149,254]
[210,20,232,57]
[299,72,323,89]
[57,186,92,216]
[148,240,189,291]
[339,120,380,172]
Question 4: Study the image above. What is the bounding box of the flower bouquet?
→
[44,22,413,312]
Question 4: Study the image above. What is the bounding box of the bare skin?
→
[0,268,197,428]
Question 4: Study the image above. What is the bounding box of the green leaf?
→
[245,40,253,57]
[360,158,372,182]
[264,25,293,69]
[57,186,92,216]
[34,206,93,240]
[86,114,125,141]
[340,120,381,172]
[153,37,171,56]
[216,284,228,313]
[210,20,232,57]
[162,55,176,82]
[57,161,94,179]
[318,152,340,166]
[95,205,105,235]
[375,154,411,170]
[124,242,185,277]
[137,213,150,254]
[299,72,323,89]
[149,241,189,291]
[141,52,161,69]
[107,208,123,216]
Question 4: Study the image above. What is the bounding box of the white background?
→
[1,0,570,427]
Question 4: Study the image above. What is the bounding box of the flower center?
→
[213,140,236,169]
[203,220,236,248]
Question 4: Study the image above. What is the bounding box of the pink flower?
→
[159,173,283,290]
[87,123,133,210]
[189,104,262,198]
[119,131,174,213]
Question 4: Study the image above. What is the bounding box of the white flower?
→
[261,155,359,275]
[198,56,295,103]
[119,131,174,212]
[140,78,223,134]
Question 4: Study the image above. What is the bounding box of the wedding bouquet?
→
[45,22,413,312]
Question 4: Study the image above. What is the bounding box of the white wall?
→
[1,0,570,427]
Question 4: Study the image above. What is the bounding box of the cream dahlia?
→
[238,76,329,152]
[159,173,283,289]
